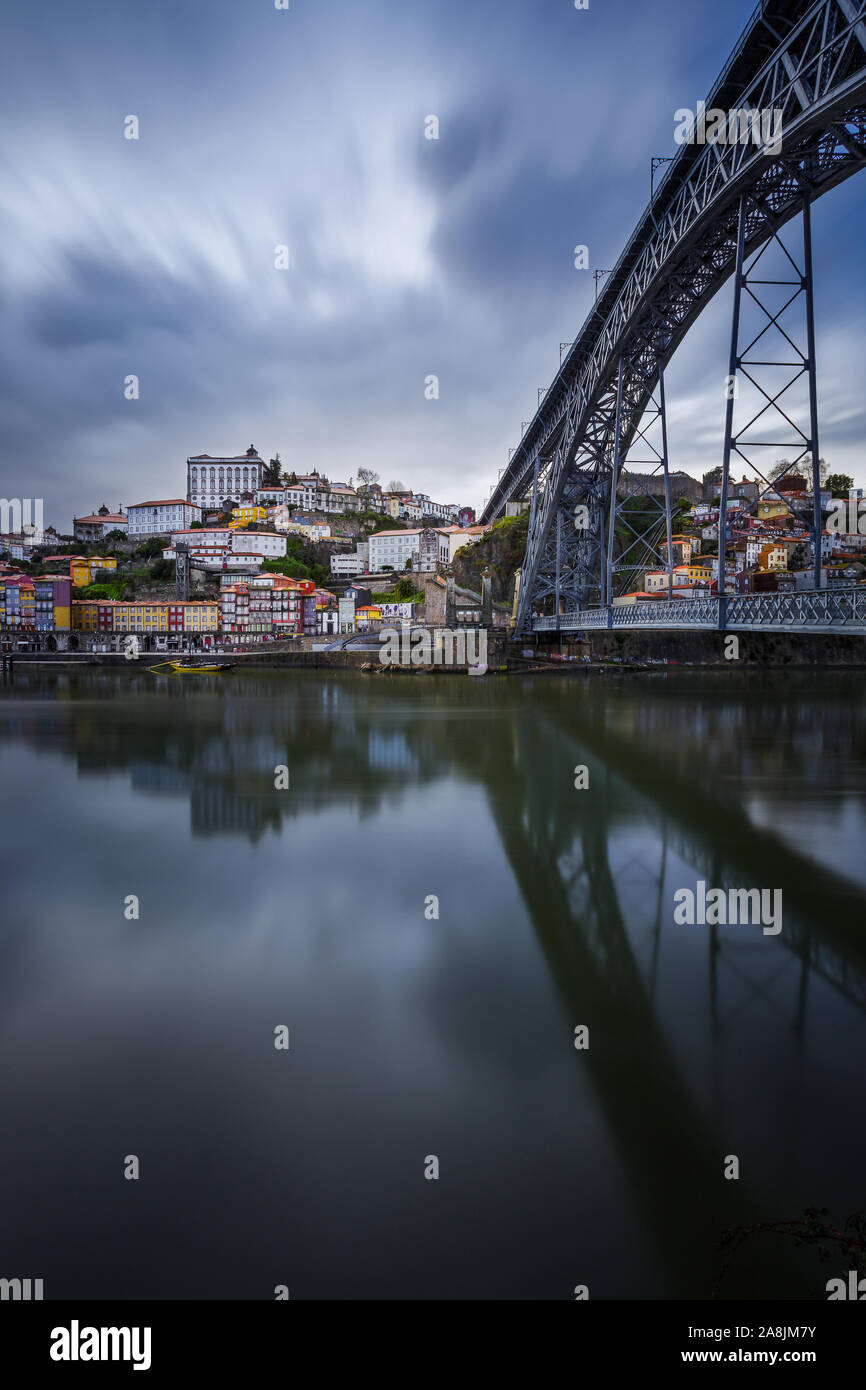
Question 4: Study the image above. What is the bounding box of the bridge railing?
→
[533,587,866,632]
[726,587,866,628]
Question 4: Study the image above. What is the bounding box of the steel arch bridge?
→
[480,0,866,636]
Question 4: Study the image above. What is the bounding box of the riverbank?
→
[5,625,866,671]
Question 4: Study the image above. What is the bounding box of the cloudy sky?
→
[2,0,864,531]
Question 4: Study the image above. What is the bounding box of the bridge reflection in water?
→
[0,667,864,1298]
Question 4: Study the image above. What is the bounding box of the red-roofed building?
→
[219,573,314,637]
[73,512,128,542]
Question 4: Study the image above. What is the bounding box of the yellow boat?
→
[169,660,234,674]
[151,660,234,675]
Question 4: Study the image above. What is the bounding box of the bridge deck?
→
[533,587,866,634]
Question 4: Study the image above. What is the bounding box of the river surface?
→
[1,666,864,1300]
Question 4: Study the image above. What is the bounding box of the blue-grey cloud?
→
[0,0,863,528]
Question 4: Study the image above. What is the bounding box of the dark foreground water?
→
[1,666,865,1301]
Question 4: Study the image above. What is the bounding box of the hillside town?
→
[1,450,864,650]
[0,449,486,650]
[609,466,866,605]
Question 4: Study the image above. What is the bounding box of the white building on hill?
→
[187,449,265,509]
[128,499,201,537]
[368,528,449,572]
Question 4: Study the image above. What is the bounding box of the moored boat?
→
[168,660,234,674]
[149,659,235,674]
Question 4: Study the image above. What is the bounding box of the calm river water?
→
[1,666,864,1299]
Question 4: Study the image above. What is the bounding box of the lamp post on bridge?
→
[593,269,611,304]
[650,156,674,202]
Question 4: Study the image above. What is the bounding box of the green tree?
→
[826,473,854,495]
[262,557,313,580]
[79,580,125,600]
[393,576,415,600]
[135,537,165,559]
[263,454,282,487]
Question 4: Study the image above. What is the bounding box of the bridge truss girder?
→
[491,0,866,634]
[718,192,823,593]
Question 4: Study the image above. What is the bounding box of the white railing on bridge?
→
[726,588,866,629]
[533,588,866,634]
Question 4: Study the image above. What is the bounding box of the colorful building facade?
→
[73,600,219,633]
[219,575,315,637]
[0,575,72,633]
[230,505,267,528]
[70,555,118,588]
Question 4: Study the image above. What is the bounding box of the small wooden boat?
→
[150,660,235,675]
[168,660,234,674]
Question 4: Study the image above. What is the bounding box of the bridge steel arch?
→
[479,0,866,634]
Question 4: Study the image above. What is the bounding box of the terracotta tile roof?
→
[129,499,201,509]
[187,454,262,463]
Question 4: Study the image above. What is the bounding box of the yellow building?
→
[355,604,383,628]
[70,559,90,588]
[183,603,219,631]
[757,499,790,522]
[74,600,219,633]
[72,600,117,633]
[70,555,118,587]
[73,601,101,630]
[230,505,266,529]
[687,560,714,585]
[125,603,168,632]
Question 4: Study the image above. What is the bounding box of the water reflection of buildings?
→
[2,668,866,1296]
[191,780,282,838]
[367,729,418,774]
[130,763,190,796]
[0,672,436,842]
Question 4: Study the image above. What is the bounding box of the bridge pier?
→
[719,191,824,602]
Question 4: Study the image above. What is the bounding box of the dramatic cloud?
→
[0,0,863,528]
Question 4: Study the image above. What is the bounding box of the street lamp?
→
[593,269,611,303]
[651,155,674,201]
